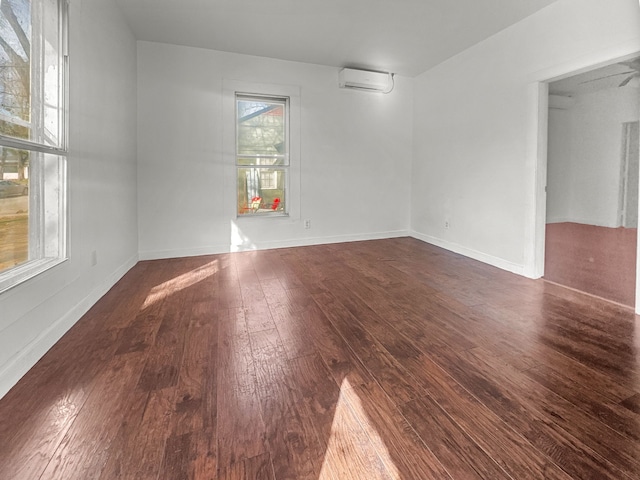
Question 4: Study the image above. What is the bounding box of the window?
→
[0,0,67,293]
[236,94,288,216]
[259,170,278,190]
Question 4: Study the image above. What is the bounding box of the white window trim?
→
[222,79,301,223]
[0,0,69,294]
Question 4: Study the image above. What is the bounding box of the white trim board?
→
[139,230,410,261]
[410,230,526,277]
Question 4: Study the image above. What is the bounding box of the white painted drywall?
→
[411,0,640,275]
[136,42,412,260]
[547,87,640,226]
[0,0,138,398]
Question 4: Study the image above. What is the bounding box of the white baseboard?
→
[249,229,410,251]
[138,245,230,261]
[139,230,410,260]
[546,217,619,228]
[410,230,526,276]
[0,254,139,400]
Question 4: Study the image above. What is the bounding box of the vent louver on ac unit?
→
[338,68,394,93]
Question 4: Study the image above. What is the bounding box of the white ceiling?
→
[114,0,559,77]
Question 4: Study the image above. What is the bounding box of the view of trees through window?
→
[0,0,31,271]
[236,94,288,216]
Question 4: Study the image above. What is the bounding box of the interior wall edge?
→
[0,254,139,400]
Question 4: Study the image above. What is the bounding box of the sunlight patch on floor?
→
[319,378,400,479]
[141,260,218,309]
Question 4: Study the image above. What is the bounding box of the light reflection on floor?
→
[141,260,219,309]
[319,378,400,479]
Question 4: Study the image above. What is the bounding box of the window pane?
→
[0,146,29,271]
[237,98,286,157]
[237,167,285,215]
[0,0,63,148]
[0,145,65,281]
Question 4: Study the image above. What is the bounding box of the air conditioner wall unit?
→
[339,68,392,93]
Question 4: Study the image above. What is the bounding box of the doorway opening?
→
[543,58,640,308]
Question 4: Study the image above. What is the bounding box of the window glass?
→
[236,98,286,159]
[236,95,287,216]
[0,0,63,148]
[0,147,29,271]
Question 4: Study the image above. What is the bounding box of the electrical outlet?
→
[91,250,98,266]
[444,220,450,229]
[304,219,311,229]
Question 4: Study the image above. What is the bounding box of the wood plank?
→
[317,383,396,480]
[216,307,268,471]
[461,347,640,477]
[400,395,510,479]
[99,387,176,480]
[621,393,640,414]
[136,285,191,393]
[325,280,422,360]
[39,352,148,479]
[286,354,342,453]
[160,432,192,480]
[545,222,637,306]
[400,354,573,480]
[169,300,218,437]
[429,346,634,480]
[312,291,422,404]
[3,238,640,479]
[218,254,243,309]
[522,363,640,443]
[0,331,114,480]
[343,381,454,479]
[250,328,325,479]
[219,453,276,480]
[296,302,375,389]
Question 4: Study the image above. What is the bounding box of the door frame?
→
[531,52,640,312]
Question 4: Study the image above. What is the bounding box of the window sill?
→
[0,257,68,295]
[236,212,290,219]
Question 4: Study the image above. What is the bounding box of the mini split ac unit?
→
[338,68,394,93]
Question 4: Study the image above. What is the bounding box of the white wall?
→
[547,87,640,226]
[0,0,138,398]
[411,0,640,275]
[137,42,412,259]
[546,106,573,223]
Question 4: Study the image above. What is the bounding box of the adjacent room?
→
[1,0,640,478]
[545,60,640,308]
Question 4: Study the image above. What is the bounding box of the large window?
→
[236,94,288,216]
[0,0,67,293]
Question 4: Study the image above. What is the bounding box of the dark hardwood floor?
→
[1,237,640,479]
[544,222,637,307]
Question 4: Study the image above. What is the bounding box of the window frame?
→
[223,80,301,227]
[235,93,289,217]
[0,0,69,294]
